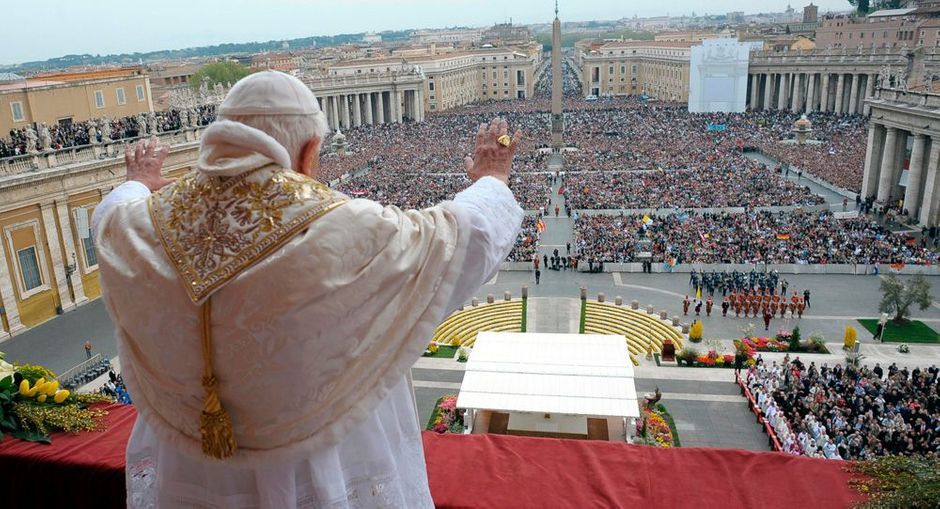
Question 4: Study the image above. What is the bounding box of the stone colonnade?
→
[317,89,424,131]
[862,122,940,227]
[748,71,876,115]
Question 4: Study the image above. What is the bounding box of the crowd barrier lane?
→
[738,372,783,452]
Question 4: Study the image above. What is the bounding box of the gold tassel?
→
[199,299,237,459]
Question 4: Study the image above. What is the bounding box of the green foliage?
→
[879,273,933,323]
[5,30,413,72]
[15,364,56,384]
[857,319,939,343]
[849,0,903,15]
[191,61,250,90]
[789,327,801,352]
[536,29,655,50]
[654,403,681,447]
[677,347,699,366]
[852,455,940,508]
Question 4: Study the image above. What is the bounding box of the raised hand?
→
[124,136,173,192]
[464,117,522,185]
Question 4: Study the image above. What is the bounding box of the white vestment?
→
[94,120,523,508]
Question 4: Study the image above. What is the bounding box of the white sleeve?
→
[441,176,524,312]
[92,181,151,236]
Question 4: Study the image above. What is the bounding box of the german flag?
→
[776,233,791,241]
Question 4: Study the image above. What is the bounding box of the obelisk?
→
[550,1,564,153]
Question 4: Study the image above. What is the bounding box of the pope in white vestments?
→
[93,71,524,508]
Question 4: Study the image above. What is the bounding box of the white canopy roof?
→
[456,332,640,418]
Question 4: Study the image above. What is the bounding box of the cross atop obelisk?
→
[550,0,564,153]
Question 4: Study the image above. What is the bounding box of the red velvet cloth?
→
[0,406,867,508]
[423,432,867,509]
[0,404,135,509]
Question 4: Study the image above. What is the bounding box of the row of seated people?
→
[746,357,938,460]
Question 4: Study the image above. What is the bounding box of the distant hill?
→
[536,29,656,50]
[1,30,413,73]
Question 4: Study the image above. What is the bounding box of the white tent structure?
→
[457,332,640,440]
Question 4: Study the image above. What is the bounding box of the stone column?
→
[790,73,800,112]
[877,127,899,202]
[862,123,886,198]
[763,73,772,111]
[820,73,830,112]
[352,93,362,127]
[777,73,788,110]
[848,74,859,115]
[806,73,816,113]
[364,92,374,125]
[750,74,760,110]
[329,96,339,130]
[53,201,86,305]
[0,232,25,335]
[920,140,940,226]
[341,95,351,129]
[376,91,385,124]
[415,88,424,122]
[395,90,404,123]
[863,74,875,115]
[904,134,928,218]
[39,203,73,311]
[834,74,845,114]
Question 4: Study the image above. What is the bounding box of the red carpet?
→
[423,432,867,509]
[0,406,866,508]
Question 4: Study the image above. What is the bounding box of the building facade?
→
[304,71,426,129]
[745,47,913,114]
[0,69,153,134]
[862,87,940,227]
[328,47,536,113]
[0,130,198,337]
[579,41,693,101]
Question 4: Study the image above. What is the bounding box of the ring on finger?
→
[497,135,512,147]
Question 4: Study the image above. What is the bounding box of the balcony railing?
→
[0,127,204,180]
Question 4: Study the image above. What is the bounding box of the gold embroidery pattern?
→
[149,166,346,303]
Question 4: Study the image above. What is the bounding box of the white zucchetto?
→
[218,71,321,116]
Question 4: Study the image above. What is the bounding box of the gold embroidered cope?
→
[149,166,346,303]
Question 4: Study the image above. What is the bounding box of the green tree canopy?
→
[190,61,250,90]
[848,0,904,15]
[878,273,932,323]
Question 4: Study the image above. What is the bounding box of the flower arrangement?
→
[457,346,471,362]
[423,342,439,356]
[897,344,910,354]
[426,395,463,434]
[635,404,677,448]
[741,336,790,352]
[843,325,858,350]
[679,343,754,369]
[0,351,113,443]
[688,322,704,342]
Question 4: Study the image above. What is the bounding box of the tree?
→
[848,0,904,15]
[878,273,932,323]
[190,61,250,90]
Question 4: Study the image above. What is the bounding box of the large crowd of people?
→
[574,210,939,265]
[747,359,938,459]
[1,106,217,158]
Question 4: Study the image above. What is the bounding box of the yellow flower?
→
[54,389,70,404]
[19,379,31,396]
[44,380,59,396]
[37,393,47,403]
[32,377,46,396]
